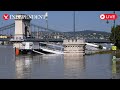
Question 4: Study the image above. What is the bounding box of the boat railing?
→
[40,45,64,52]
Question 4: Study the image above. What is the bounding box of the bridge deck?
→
[0,38,112,43]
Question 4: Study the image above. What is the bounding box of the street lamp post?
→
[46,13,48,33]
[45,12,48,42]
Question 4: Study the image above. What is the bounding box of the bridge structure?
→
[0,14,111,51]
[0,23,111,43]
[0,21,61,42]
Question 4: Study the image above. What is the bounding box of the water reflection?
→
[112,58,120,79]
[15,54,114,79]
[84,54,112,79]
[15,54,64,79]
[30,54,64,79]
[16,54,86,79]
[1,46,120,79]
[15,55,32,79]
[0,46,15,79]
[64,54,85,79]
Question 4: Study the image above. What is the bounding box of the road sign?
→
[112,46,117,51]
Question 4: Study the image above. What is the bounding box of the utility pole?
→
[106,11,117,55]
[113,11,116,45]
[73,11,75,39]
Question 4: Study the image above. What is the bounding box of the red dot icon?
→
[3,14,9,20]
[100,14,105,20]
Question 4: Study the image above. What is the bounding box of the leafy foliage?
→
[109,25,120,49]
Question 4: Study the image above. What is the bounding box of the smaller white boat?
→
[39,42,64,54]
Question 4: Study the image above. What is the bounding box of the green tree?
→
[109,25,120,49]
[98,45,103,49]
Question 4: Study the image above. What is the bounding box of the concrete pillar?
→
[13,14,32,49]
[14,14,31,40]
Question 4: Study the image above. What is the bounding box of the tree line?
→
[110,25,120,49]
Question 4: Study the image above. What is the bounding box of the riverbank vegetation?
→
[109,25,120,49]
[93,50,120,58]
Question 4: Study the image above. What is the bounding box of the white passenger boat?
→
[39,42,64,54]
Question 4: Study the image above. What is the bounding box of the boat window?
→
[39,43,47,46]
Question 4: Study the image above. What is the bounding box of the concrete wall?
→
[63,39,85,45]
[63,39,86,54]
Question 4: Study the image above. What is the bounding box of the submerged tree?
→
[109,25,120,49]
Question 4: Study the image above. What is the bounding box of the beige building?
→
[63,39,86,55]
